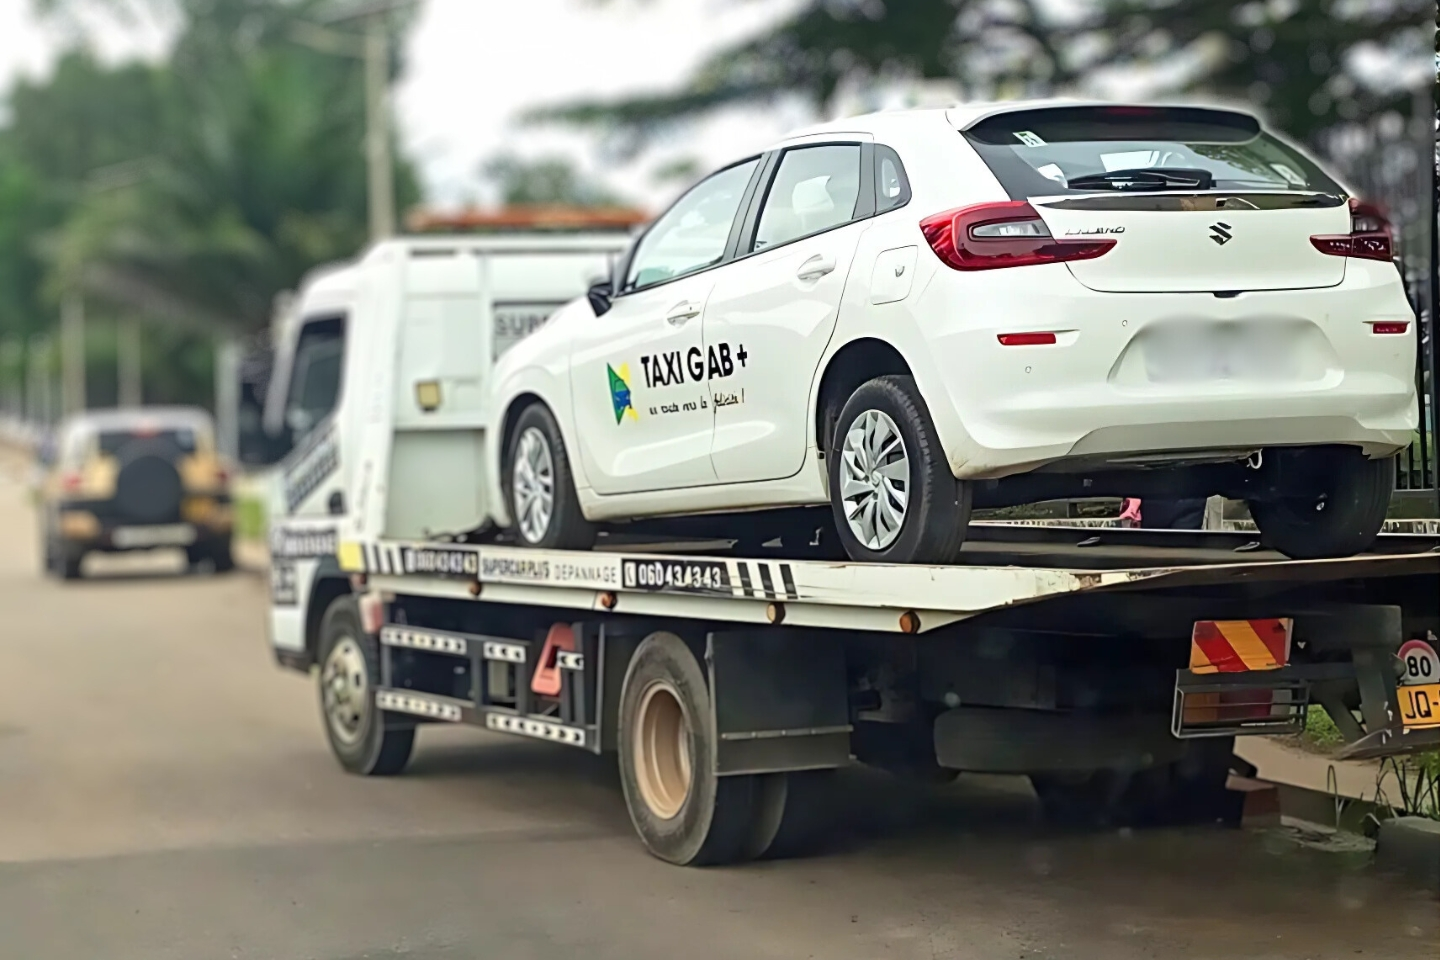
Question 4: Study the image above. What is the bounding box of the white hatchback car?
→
[486,101,1417,563]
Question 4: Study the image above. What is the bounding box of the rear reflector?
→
[1370,321,1409,335]
[997,332,1057,346]
[921,201,1115,271]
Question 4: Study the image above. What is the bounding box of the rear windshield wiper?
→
[1064,168,1215,192]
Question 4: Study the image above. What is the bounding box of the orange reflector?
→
[997,332,1057,346]
[531,622,576,697]
[1189,619,1292,674]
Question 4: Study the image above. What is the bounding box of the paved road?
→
[0,460,1435,960]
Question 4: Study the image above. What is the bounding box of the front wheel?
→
[1248,449,1392,559]
[827,375,970,564]
[317,597,414,776]
[505,403,595,551]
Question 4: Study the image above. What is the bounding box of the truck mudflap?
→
[1171,614,1440,761]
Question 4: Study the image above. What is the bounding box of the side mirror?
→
[587,281,613,317]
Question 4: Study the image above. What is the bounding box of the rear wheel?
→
[827,375,969,564]
[618,632,757,865]
[1249,448,1392,559]
[505,403,595,551]
[317,597,414,776]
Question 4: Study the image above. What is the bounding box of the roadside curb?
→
[1374,817,1440,892]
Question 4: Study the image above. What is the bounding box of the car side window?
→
[752,144,862,252]
[875,145,911,214]
[624,158,760,292]
[283,316,346,440]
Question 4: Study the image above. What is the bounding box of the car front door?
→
[706,143,869,483]
[570,157,761,495]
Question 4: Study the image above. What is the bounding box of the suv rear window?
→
[98,428,198,456]
[964,105,1344,199]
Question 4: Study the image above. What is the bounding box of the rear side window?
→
[98,429,197,456]
[752,144,863,251]
[875,145,911,214]
[964,105,1343,199]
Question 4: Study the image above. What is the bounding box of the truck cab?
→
[253,234,630,667]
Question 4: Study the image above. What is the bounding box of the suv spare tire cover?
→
[114,449,184,524]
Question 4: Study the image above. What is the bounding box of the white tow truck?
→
[256,234,1440,866]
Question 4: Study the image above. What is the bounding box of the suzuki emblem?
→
[1209,222,1233,245]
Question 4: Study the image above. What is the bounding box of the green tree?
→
[537,0,1428,146]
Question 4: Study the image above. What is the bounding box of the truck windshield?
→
[964,105,1344,199]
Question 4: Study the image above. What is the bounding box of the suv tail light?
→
[1310,199,1394,262]
[920,201,1116,271]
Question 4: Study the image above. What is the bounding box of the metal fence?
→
[1318,102,1439,502]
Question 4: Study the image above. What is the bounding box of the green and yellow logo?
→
[607,363,638,423]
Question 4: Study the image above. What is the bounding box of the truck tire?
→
[618,631,757,865]
[317,597,414,776]
[1030,738,1240,829]
[744,769,838,860]
[828,376,969,564]
[1249,449,1392,559]
[505,403,595,551]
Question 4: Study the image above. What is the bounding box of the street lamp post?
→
[298,0,417,242]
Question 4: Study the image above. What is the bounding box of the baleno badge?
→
[1209,222,1233,245]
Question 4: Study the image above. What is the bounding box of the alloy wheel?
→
[839,409,910,550]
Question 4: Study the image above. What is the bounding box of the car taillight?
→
[920,201,1116,271]
[62,472,83,492]
[1310,199,1394,262]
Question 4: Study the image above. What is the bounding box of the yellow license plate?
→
[1398,683,1440,730]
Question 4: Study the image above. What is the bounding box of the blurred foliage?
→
[539,0,1428,148]
[481,152,623,206]
[0,0,420,409]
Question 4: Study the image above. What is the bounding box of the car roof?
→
[62,406,214,435]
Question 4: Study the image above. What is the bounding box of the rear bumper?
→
[54,494,233,551]
[910,260,1418,479]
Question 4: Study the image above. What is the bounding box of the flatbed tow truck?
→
[260,237,1440,866]
[272,518,1440,865]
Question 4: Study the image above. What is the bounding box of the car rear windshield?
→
[98,428,198,456]
[963,105,1344,199]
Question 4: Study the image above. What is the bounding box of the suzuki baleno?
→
[485,102,1418,563]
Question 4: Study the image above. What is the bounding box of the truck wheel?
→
[1249,449,1392,559]
[317,597,414,776]
[744,769,838,860]
[828,376,969,564]
[618,631,756,865]
[190,539,235,573]
[506,403,595,551]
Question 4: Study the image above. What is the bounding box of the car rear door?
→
[706,141,870,484]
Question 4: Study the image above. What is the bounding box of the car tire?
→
[189,538,235,573]
[1249,449,1393,559]
[827,375,970,564]
[618,631,758,866]
[317,596,415,776]
[505,403,595,551]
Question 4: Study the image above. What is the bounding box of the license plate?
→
[1398,683,1440,730]
[112,524,196,548]
[1144,323,1297,383]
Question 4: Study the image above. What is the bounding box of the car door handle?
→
[796,254,836,281]
[666,302,701,325]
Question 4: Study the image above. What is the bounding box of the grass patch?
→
[234,494,267,542]
[1303,707,1347,750]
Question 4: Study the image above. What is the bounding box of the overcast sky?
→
[0,0,812,210]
